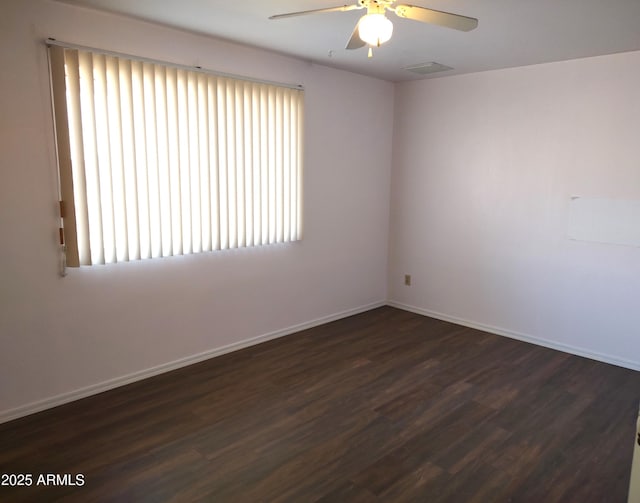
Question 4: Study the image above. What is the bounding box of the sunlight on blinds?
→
[50,45,303,266]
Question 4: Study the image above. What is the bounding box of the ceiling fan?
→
[269,0,478,57]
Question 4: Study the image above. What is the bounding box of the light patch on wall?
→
[568,197,640,247]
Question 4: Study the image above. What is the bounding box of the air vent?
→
[404,62,453,75]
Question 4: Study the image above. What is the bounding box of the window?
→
[48,44,303,267]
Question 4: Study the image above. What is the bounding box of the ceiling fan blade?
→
[394,4,478,32]
[345,19,366,50]
[269,4,362,20]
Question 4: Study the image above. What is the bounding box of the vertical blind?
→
[49,44,303,267]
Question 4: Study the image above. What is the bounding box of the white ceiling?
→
[56,0,640,81]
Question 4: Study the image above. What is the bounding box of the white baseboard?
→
[0,301,386,424]
[387,300,640,372]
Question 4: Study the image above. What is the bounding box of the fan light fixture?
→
[269,0,479,60]
[358,13,393,46]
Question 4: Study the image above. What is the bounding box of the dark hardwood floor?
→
[1,306,638,502]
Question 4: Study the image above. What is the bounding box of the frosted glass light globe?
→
[358,13,393,46]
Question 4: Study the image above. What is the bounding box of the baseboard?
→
[0,300,386,424]
[387,300,640,371]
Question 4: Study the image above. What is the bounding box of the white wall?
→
[389,51,640,369]
[0,0,393,419]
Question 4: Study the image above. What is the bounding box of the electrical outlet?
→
[404,274,411,286]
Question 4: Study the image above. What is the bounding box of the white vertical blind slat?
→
[275,87,284,243]
[267,87,276,244]
[93,54,117,264]
[176,69,192,255]
[165,67,182,256]
[290,92,298,241]
[197,74,211,253]
[251,84,261,246]
[118,58,137,262]
[243,83,253,247]
[104,56,127,262]
[63,49,91,264]
[130,60,151,261]
[283,90,291,243]
[217,78,229,250]
[296,95,304,239]
[142,62,162,259]
[155,65,173,258]
[235,82,245,249]
[226,80,237,249]
[207,77,220,251]
[187,72,201,254]
[78,51,105,265]
[260,87,269,246]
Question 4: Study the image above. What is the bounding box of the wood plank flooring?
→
[0,306,638,502]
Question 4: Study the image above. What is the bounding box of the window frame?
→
[48,41,304,268]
